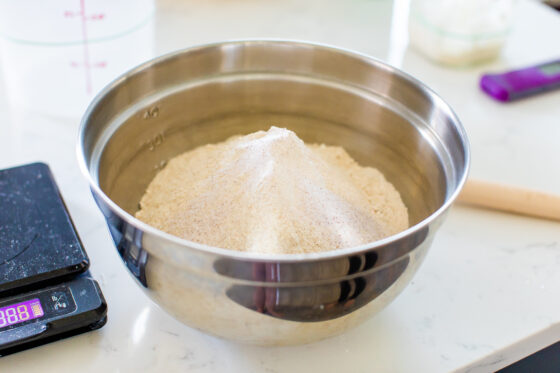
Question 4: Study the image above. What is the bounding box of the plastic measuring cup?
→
[0,0,155,118]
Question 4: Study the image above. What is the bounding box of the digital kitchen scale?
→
[0,163,107,356]
[480,59,560,102]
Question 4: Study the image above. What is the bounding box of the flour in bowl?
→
[136,127,408,254]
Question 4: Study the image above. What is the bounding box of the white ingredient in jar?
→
[136,127,408,254]
[409,0,516,65]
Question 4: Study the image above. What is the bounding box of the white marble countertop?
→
[1,0,559,371]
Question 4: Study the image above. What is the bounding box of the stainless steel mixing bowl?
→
[78,40,469,345]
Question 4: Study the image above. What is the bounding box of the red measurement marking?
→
[64,0,106,95]
[88,14,105,21]
[64,11,104,20]
[70,61,107,68]
[80,0,92,94]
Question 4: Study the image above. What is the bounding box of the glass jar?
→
[408,0,517,66]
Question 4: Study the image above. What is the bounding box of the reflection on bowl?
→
[78,40,469,345]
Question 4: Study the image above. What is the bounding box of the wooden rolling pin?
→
[457,179,560,222]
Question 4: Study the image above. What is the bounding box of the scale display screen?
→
[0,298,44,329]
[0,286,76,332]
[539,62,560,76]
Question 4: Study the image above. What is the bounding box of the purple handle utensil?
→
[480,60,560,102]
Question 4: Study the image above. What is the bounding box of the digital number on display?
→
[0,298,44,328]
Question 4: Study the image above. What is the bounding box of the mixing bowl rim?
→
[77,39,470,262]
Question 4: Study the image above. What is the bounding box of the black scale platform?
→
[0,163,106,356]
